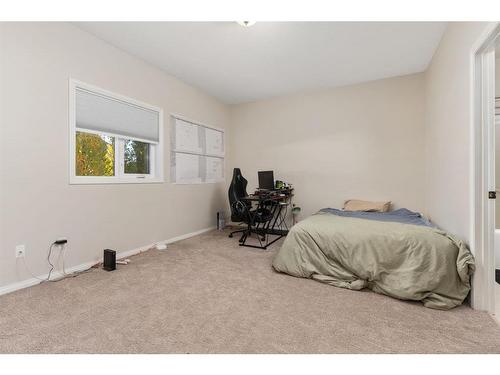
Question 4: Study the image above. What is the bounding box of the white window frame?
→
[171,114,225,184]
[69,79,164,184]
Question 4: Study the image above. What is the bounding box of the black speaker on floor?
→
[103,249,116,271]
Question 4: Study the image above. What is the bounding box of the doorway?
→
[495,50,500,319]
[471,23,500,315]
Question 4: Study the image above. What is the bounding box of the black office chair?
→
[228,168,251,239]
[228,168,274,245]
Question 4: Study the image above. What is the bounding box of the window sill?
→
[172,180,225,185]
[69,177,164,185]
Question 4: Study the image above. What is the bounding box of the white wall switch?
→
[15,244,26,258]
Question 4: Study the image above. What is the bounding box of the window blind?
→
[75,88,160,143]
[171,117,224,183]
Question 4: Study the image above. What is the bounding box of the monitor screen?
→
[258,170,274,190]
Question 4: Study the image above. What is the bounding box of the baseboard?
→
[0,226,215,297]
[0,260,96,297]
[115,226,216,260]
[163,226,216,245]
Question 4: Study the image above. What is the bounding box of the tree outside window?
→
[75,132,115,176]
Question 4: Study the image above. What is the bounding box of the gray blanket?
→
[319,208,435,227]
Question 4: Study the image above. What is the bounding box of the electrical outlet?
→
[15,245,25,258]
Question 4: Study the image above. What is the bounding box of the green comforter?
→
[272,212,475,310]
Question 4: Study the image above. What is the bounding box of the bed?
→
[272,208,475,310]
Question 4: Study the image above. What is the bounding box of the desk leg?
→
[270,204,282,231]
[238,199,290,250]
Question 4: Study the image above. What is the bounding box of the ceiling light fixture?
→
[237,21,256,28]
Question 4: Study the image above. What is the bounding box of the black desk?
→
[239,189,293,249]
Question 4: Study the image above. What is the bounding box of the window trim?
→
[69,79,164,185]
[170,113,225,185]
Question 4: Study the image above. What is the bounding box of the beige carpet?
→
[1,229,499,354]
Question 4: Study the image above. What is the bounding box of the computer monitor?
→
[258,170,274,190]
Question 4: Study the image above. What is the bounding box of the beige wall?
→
[1,21,495,292]
[424,22,490,242]
[229,74,426,220]
[0,23,230,288]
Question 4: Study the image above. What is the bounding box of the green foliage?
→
[124,140,150,174]
[75,132,115,176]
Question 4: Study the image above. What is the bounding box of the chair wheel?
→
[229,234,233,238]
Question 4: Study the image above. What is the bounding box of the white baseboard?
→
[0,260,96,297]
[163,226,216,245]
[116,226,216,259]
[0,226,215,297]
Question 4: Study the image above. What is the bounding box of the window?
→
[76,131,115,176]
[124,139,151,175]
[69,80,163,184]
[171,116,224,184]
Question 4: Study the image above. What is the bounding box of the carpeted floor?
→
[1,229,499,354]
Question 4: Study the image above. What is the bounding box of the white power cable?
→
[19,242,93,284]
[61,245,68,276]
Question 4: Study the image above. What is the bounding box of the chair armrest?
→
[233,200,255,225]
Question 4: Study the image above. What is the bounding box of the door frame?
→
[471,22,500,312]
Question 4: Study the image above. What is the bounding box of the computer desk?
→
[239,188,294,249]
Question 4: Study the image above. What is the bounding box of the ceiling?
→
[76,22,447,104]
